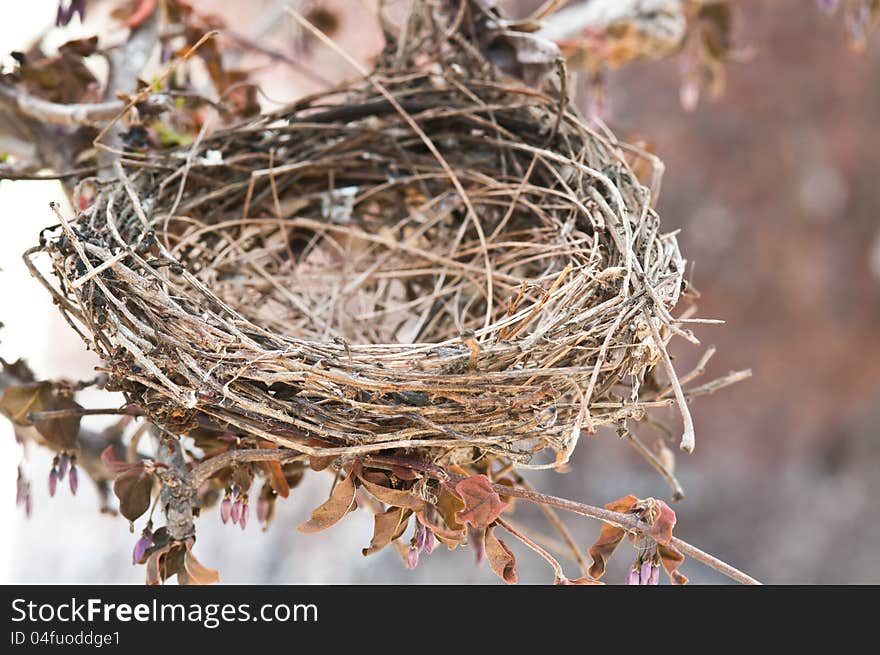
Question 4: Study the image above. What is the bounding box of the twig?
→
[0,85,124,127]
[497,517,570,583]
[369,455,761,585]
[192,448,305,487]
[516,474,591,575]
[620,427,685,501]
[27,406,143,422]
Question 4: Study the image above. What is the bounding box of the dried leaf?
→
[415,510,466,541]
[33,395,81,451]
[587,494,639,579]
[113,469,154,522]
[647,499,677,545]
[454,475,508,529]
[101,444,142,475]
[145,548,165,586]
[261,460,291,498]
[298,473,356,533]
[362,506,408,556]
[359,477,425,512]
[436,485,466,532]
[658,543,689,585]
[182,541,220,585]
[0,382,52,426]
[485,527,517,584]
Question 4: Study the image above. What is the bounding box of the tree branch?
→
[0,85,124,127]
[367,454,761,585]
[191,448,305,487]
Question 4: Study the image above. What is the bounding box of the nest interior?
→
[36,3,690,469]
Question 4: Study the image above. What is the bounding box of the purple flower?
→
[256,497,270,524]
[230,500,242,525]
[424,529,436,555]
[56,0,86,27]
[16,476,27,507]
[56,454,68,481]
[405,546,419,570]
[48,468,58,497]
[239,502,249,530]
[220,496,232,524]
[625,568,640,585]
[640,561,654,586]
[68,465,79,495]
[132,530,153,564]
[648,565,660,586]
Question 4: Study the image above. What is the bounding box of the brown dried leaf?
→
[33,395,81,451]
[647,499,677,545]
[101,444,143,475]
[0,382,52,426]
[454,475,508,529]
[298,473,356,533]
[587,494,639,579]
[359,477,425,512]
[261,460,290,499]
[436,485,465,532]
[182,541,220,585]
[485,527,517,584]
[658,543,689,585]
[145,548,165,586]
[113,469,154,522]
[362,506,408,556]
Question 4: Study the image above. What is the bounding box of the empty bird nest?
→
[29,0,715,483]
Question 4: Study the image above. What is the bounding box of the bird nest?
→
[31,3,696,474]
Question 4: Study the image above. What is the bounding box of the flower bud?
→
[256,497,270,524]
[625,568,640,585]
[424,529,437,555]
[231,500,242,525]
[239,502,249,530]
[648,565,660,586]
[56,454,68,481]
[220,496,232,524]
[405,546,419,570]
[68,465,79,495]
[16,478,27,507]
[132,531,153,564]
[640,561,653,586]
[48,468,58,497]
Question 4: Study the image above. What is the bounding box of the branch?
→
[191,448,305,487]
[368,455,761,585]
[0,85,124,127]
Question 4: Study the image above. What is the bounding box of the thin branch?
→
[620,427,685,501]
[192,448,305,487]
[27,406,143,422]
[0,85,124,127]
[368,455,761,585]
[516,474,591,575]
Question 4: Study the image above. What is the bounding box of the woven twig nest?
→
[33,3,693,472]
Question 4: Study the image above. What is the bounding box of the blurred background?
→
[1,0,878,584]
